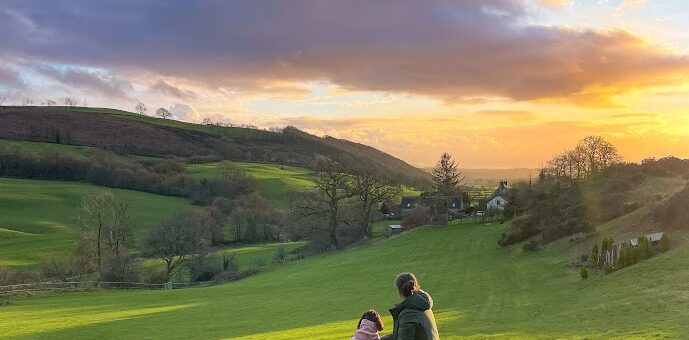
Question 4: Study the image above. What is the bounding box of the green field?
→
[2,220,687,339]
[187,162,314,209]
[0,178,188,267]
[187,161,420,209]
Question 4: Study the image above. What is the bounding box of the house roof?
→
[399,195,463,209]
[648,232,664,242]
[488,181,512,202]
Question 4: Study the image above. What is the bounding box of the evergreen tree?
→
[431,153,465,196]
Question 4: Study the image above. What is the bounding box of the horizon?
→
[1,1,689,168]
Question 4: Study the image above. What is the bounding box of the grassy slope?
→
[3,220,688,339]
[187,162,314,209]
[188,161,420,209]
[0,178,188,267]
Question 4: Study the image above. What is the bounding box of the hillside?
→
[0,178,188,268]
[2,220,688,339]
[0,106,430,187]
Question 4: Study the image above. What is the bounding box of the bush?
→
[100,254,137,282]
[274,246,288,265]
[223,254,238,273]
[660,233,670,253]
[523,240,539,252]
[580,267,588,280]
[254,257,267,269]
[401,207,430,230]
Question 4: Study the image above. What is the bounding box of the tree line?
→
[502,136,689,247]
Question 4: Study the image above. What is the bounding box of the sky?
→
[1,0,688,168]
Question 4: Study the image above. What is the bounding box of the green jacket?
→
[388,290,439,340]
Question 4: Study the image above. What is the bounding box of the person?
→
[351,310,385,340]
[381,272,439,340]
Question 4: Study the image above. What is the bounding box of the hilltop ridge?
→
[0,106,430,187]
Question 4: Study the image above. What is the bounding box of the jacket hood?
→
[351,319,380,340]
[392,290,433,314]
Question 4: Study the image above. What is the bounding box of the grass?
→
[187,161,421,209]
[2,220,688,339]
[0,139,140,161]
[0,178,188,268]
[187,161,314,209]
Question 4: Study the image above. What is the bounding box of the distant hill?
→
[423,167,539,186]
[0,106,430,187]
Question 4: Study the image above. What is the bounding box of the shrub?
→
[401,207,430,230]
[223,254,238,273]
[274,246,288,265]
[254,257,267,269]
[580,268,588,280]
[523,240,539,252]
[589,243,599,267]
[100,254,137,282]
[580,254,588,263]
[660,233,670,253]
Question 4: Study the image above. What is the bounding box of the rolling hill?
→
[0,106,430,188]
[0,178,189,268]
[2,219,688,339]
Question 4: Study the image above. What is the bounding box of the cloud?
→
[30,63,133,98]
[0,1,687,105]
[168,103,202,122]
[473,110,537,121]
[0,66,26,89]
[616,0,648,14]
[150,79,196,99]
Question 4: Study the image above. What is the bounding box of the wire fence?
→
[0,280,210,296]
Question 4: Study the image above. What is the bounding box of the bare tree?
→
[135,101,148,115]
[141,212,204,282]
[103,199,132,257]
[76,191,131,270]
[0,96,6,106]
[155,107,172,119]
[23,98,33,106]
[46,99,56,107]
[352,170,401,238]
[64,97,76,107]
[293,159,355,249]
[545,136,621,179]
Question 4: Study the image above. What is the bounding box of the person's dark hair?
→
[395,272,420,297]
[357,310,384,331]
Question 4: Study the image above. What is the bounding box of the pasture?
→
[0,178,188,267]
[2,221,687,339]
[187,162,314,209]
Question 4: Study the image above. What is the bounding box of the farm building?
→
[399,195,463,217]
[487,180,511,211]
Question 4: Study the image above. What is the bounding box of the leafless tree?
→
[351,169,401,238]
[155,107,172,119]
[0,96,6,106]
[46,99,56,107]
[64,97,75,107]
[545,135,621,179]
[141,211,205,282]
[135,101,148,115]
[292,158,356,249]
[23,98,33,106]
[76,191,131,270]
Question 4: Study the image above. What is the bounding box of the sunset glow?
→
[1,0,688,167]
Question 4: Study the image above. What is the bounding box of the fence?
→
[0,280,210,296]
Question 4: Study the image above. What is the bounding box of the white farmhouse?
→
[487,180,511,211]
